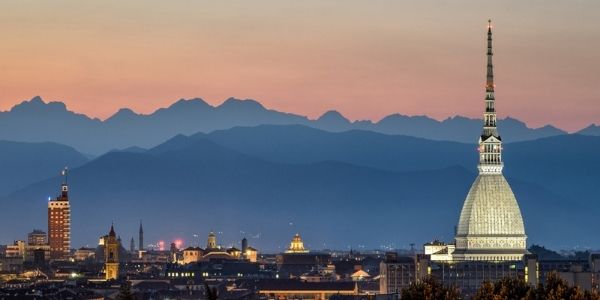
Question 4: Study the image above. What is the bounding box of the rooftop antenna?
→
[61,167,68,185]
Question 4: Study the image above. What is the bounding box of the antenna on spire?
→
[60,167,69,197]
[61,167,68,184]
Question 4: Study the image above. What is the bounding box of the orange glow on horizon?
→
[0,1,598,132]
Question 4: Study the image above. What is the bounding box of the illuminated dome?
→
[454,174,527,260]
[285,234,309,253]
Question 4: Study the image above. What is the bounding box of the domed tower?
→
[207,232,217,250]
[105,224,120,280]
[285,234,309,253]
[453,20,527,261]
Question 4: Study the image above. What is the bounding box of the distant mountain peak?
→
[10,96,68,114]
[30,95,43,103]
[106,108,138,122]
[317,110,348,122]
[378,113,437,125]
[219,97,265,110]
[168,98,211,109]
[116,108,136,116]
[577,123,600,136]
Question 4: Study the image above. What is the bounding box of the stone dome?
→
[457,174,525,237]
[454,174,527,260]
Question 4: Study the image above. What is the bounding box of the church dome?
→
[457,174,525,237]
[285,233,309,253]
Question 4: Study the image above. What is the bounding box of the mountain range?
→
[0,96,573,155]
[1,125,598,251]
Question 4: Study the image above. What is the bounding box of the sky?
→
[0,1,598,131]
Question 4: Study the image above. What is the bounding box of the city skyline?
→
[2,2,600,298]
[1,1,599,131]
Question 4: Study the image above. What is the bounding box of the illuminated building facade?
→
[27,230,47,246]
[285,234,309,254]
[25,230,50,263]
[183,247,203,264]
[104,225,120,280]
[47,168,71,260]
[277,234,331,278]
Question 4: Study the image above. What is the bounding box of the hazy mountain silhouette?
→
[577,124,600,136]
[202,126,600,211]
[200,125,474,171]
[0,96,568,154]
[0,140,88,195]
[1,129,595,250]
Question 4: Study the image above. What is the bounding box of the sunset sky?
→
[0,1,598,131]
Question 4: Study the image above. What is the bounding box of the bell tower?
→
[105,224,120,280]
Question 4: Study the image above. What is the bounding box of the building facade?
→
[27,230,47,246]
[105,225,120,280]
[48,169,71,260]
[379,253,416,294]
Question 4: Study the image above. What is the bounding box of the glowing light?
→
[174,239,183,248]
[158,240,165,251]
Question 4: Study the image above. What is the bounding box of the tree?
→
[474,277,531,300]
[205,282,218,300]
[401,276,461,300]
[525,272,600,300]
[116,281,135,300]
[473,281,497,300]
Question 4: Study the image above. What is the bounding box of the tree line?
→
[401,272,599,300]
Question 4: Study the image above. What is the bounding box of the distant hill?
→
[0,96,567,154]
[0,141,88,195]
[1,128,595,251]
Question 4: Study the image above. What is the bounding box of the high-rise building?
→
[48,168,71,260]
[453,20,527,261]
[138,220,144,251]
[105,224,120,280]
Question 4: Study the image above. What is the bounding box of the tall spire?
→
[109,223,116,237]
[138,220,144,251]
[478,20,503,175]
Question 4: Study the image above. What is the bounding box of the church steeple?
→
[478,20,503,175]
[138,220,144,251]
